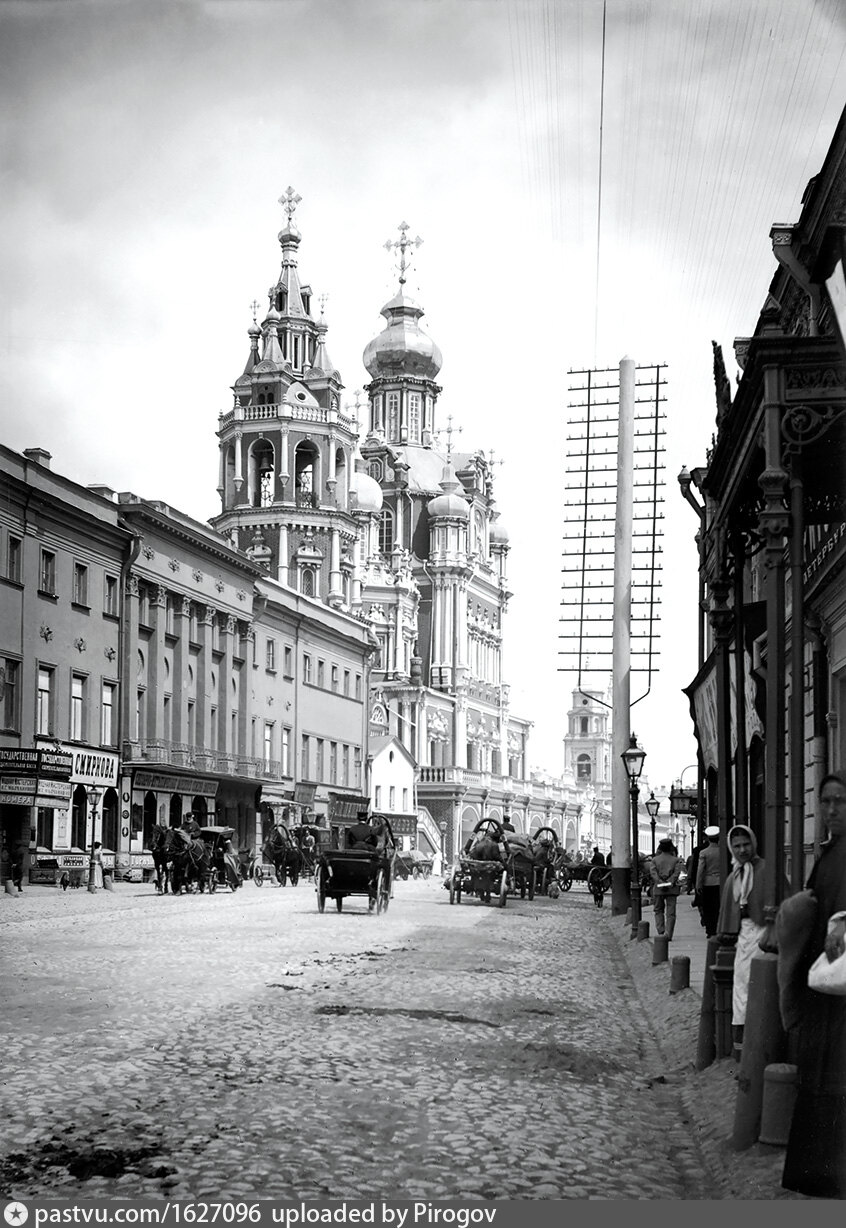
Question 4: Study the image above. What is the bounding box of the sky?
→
[2,0,845,797]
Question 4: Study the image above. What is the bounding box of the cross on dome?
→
[384,221,423,286]
[439,414,462,458]
[279,186,302,224]
[250,300,260,324]
[318,293,328,320]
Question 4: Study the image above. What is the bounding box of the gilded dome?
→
[363,291,442,380]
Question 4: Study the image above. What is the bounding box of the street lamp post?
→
[645,791,660,856]
[87,788,102,894]
[621,733,646,939]
[438,820,448,875]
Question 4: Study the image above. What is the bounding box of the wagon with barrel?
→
[314,815,397,915]
[448,818,510,908]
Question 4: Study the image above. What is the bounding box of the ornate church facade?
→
[211,191,580,857]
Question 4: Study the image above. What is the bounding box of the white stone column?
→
[234,432,244,498]
[277,526,289,585]
[328,528,342,606]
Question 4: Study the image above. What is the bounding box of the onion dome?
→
[427,463,469,520]
[363,291,442,380]
[351,464,383,514]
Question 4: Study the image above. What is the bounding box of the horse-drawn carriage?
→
[199,826,243,892]
[314,814,397,914]
[255,822,303,886]
[393,848,434,880]
[449,818,510,908]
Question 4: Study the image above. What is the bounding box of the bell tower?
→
[211,189,360,608]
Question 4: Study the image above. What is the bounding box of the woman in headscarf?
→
[716,824,767,1039]
[781,772,846,1199]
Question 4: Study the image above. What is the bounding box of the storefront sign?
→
[294,782,317,805]
[0,793,36,806]
[35,779,73,801]
[0,749,39,772]
[0,776,37,795]
[328,793,370,822]
[55,854,87,868]
[40,742,118,786]
[130,853,155,868]
[133,771,217,797]
[39,749,73,776]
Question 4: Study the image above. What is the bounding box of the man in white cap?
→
[695,824,722,937]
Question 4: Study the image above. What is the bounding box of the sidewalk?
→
[611,892,803,1201]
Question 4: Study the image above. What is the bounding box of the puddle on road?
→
[315,1004,500,1027]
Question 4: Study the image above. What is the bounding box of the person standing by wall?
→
[695,825,723,937]
[716,825,767,1047]
[780,773,846,1199]
[650,837,685,939]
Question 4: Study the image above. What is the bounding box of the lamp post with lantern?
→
[87,787,102,894]
[621,733,646,938]
[645,791,660,856]
[669,768,700,858]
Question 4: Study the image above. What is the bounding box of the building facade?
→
[682,103,846,914]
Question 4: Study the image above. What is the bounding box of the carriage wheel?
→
[254,865,264,887]
[412,866,419,879]
[375,870,389,915]
[335,895,343,912]
[558,867,573,891]
[316,866,327,913]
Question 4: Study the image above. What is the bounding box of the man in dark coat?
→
[346,812,375,849]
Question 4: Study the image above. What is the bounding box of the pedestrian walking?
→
[779,772,846,1199]
[716,824,767,1046]
[695,825,722,936]
[649,838,684,939]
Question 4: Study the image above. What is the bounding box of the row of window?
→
[2,533,121,615]
[373,784,409,812]
[301,735,362,788]
[0,657,118,744]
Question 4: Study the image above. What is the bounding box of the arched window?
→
[71,785,88,850]
[378,509,393,555]
[294,443,319,507]
[576,753,592,780]
[368,458,383,482]
[101,788,119,850]
[142,791,158,850]
[334,446,347,507]
[580,716,588,734]
[301,569,315,597]
[250,440,274,508]
[169,794,183,828]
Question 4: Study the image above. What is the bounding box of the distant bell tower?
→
[211,189,360,607]
[564,687,612,786]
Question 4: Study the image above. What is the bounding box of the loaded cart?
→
[449,818,510,908]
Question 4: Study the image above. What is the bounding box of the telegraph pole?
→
[611,357,635,914]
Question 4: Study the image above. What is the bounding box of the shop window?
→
[36,807,54,849]
[71,784,88,850]
[101,788,119,850]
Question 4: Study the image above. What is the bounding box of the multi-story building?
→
[0,447,131,884]
[0,446,375,884]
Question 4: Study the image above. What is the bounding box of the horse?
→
[149,824,178,894]
[262,824,302,886]
[169,830,213,894]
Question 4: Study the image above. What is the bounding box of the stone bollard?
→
[697,936,721,1070]
[652,934,670,965]
[103,873,114,892]
[731,951,785,1150]
[637,920,650,941]
[670,955,690,993]
[711,942,737,1058]
[5,879,17,896]
[758,1063,798,1147]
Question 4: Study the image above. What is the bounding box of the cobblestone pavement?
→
[0,879,783,1200]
